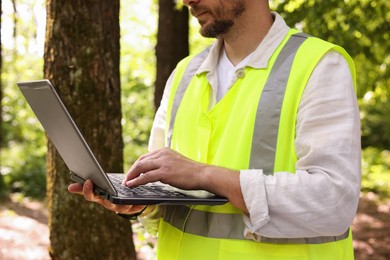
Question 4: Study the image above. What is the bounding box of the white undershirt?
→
[217,48,253,102]
[217,48,254,102]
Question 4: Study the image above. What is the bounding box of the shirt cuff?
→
[240,169,270,240]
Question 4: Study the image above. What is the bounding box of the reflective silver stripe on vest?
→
[165,33,350,244]
[163,205,246,239]
[163,205,350,244]
[249,33,308,174]
[167,47,212,147]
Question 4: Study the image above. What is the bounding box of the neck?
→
[222,3,273,66]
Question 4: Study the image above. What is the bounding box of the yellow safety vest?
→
[158,29,357,260]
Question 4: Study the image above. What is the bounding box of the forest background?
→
[0,0,389,259]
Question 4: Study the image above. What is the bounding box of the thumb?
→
[68,182,83,194]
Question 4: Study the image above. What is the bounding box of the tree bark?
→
[44,0,136,258]
[155,0,189,110]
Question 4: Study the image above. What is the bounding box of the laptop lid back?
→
[17,80,117,195]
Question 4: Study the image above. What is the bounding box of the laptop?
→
[17,79,228,206]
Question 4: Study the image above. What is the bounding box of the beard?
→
[191,1,246,38]
[201,19,234,38]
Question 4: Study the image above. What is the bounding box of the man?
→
[69,0,361,259]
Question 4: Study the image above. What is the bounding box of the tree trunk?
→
[155,0,189,110]
[44,1,136,258]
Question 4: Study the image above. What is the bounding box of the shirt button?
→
[236,69,245,78]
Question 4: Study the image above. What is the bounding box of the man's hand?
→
[68,179,146,215]
[121,147,248,213]
[122,148,207,190]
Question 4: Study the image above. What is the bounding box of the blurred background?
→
[0,0,389,259]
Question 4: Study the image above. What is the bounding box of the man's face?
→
[185,0,246,38]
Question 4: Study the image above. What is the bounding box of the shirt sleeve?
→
[240,51,361,239]
[148,70,175,152]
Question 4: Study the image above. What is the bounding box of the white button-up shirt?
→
[146,12,361,239]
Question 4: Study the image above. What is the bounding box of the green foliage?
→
[121,79,154,170]
[120,0,157,170]
[362,147,390,198]
[1,59,47,198]
[2,140,46,198]
[360,85,390,149]
[1,0,46,198]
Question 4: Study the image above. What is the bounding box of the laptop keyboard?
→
[108,174,188,198]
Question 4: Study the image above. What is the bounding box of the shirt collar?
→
[196,12,290,74]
